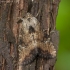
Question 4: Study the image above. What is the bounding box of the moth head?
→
[17,13,40,34]
[25,13,33,19]
[17,13,32,23]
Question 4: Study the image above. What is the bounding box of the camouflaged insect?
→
[17,13,56,69]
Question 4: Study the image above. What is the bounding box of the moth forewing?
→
[18,13,56,67]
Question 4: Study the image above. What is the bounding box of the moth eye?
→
[29,26,35,33]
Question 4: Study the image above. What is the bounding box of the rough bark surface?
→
[0,0,60,70]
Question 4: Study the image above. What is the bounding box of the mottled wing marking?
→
[18,13,40,66]
[18,13,56,67]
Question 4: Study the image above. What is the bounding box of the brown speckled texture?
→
[18,13,56,68]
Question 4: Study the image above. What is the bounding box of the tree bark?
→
[0,0,60,70]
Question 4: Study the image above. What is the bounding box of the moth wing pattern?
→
[18,13,57,67]
[18,13,41,66]
[38,37,56,59]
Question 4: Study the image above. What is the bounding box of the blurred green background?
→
[55,0,70,70]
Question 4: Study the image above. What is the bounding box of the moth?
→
[17,13,56,68]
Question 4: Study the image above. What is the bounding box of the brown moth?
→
[17,13,56,68]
